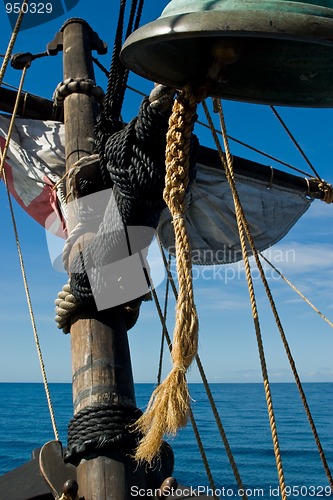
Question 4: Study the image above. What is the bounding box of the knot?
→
[172,214,185,224]
[55,281,79,333]
[318,181,333,204]
[53,78,104,106]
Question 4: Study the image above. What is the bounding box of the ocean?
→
[0,383,332,499]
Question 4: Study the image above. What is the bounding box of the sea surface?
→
[0,383,332,499]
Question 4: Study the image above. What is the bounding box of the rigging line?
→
[156,251,171,386]
[211,98,333,493]
[257,253,333,490]
[198,120,313,178]
[97,76,313,180]
[2,169,60,443]
[0,66,59,442]
[0,0,28,88]
[270,106,322,180]
[157,244,248,500]
[257,253,333,489]
[127,82,314,178]
[150,285,219,499]
[0,66,27,178]
[205,98,287,500]
[92,56,110,78]
[125,83,315,178]
[259,252,333,329]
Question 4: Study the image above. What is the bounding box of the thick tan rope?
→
[134,87,200,464]
[257,252,333,491]
[126,84,313,178]
[260,253,333,330]
[212,97,333,494]
[0,66,59,442]
[204,99,287,500]
[0,0,28,88]
[150,285,219,498]
[155,248,248,500]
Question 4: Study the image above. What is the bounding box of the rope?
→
[134,86,200,464]
[0,63,59,441]
[0,0,28,88]
[204,98,287,500]
[156,253,171,386]
[65,403,142,466]
[0,67,27,178]
[255,257,333,491]
[197,120,313,178]
[208,99,333,494]
[69,96,177,306]
[150,286,219,498]
[189,408,220,500]
[158,245,248,500]
[270,106,321,180]
[214,99,333,492]
[124,84,314,178]
[317,181,333,204]
[260,253,333,330]
[102,0,144,126]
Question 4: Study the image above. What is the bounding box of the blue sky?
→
[0,0,332,385]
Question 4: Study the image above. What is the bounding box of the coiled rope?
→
[134,86,201,464]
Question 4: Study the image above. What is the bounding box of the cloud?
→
[261,242,333,274]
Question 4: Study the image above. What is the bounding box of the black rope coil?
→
[65,402,175,479]
[69,96,198,307]
[65,403,142,465]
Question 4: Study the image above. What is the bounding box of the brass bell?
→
[121,0,333,107]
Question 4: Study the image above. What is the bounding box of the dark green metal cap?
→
[121,0,333,107]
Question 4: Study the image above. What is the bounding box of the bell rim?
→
[121,10,333,107]
[122,9,333,54]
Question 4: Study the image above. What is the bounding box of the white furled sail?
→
[158,162,312,265]
[0,115,311,261]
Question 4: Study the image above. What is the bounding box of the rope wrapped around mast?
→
[67,89,198,315]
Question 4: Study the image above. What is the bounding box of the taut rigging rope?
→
[0,62,59,442]
[259,253,333,330]
[205,97,333,494]
[203,98,287,500]
[150,285,220,500]
[0,0,28,88]
[154,248,249,500]
[270,106,322,181]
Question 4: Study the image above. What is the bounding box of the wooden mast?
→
[47,19,146,499]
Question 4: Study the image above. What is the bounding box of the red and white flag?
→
[0,115,67,237]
